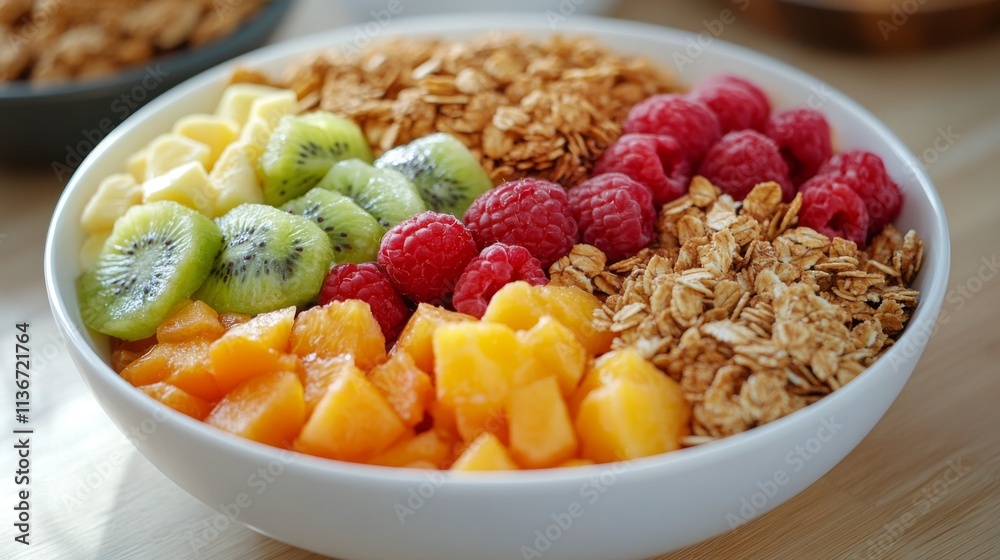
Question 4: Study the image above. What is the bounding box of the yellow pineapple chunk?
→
[79,231,111,271]
[290,300,387,370]
[246,90,300,128]
[81,173,142,232]
[294,367,406,462]
[210,141,264,216]
[145,133,212,179]
[482,282,614,355]
[215,83,289,126]
[208,306,296,394]
[574,349,691,463]
[368,351,433,428]
[451,433,518,471]
[395,303,475,374]
[299,354,354,416]
[141,161,218,216]
[507,376,578,468]
[173,113,240,169]
[516,315,587,396]
[125,148,148,182]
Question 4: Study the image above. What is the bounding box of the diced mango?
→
[573,349,691,463]
[369,430,453,468]
[218,312,252,330]
[206,371,305,447]
[294,367,406,462]
[507,376,578,468]
[454,401,507,444]
[145,133,212,179]
[119,342,171,385]
[395,303,475,374]
[209,141,264,216]
[110,336,157,373]
[405,460,439,469]
[173,113,240,170]
[299,354,355,416]
[141,382,215,420]
[290,300,386,370]
[162,339,221,401]
[451,433,518,471]
[369,351,433,428]
[482,282,614,355]
[558,458,595,468]
[516,315,587,396]
[141,161,218,216]
[156,300,225,343]
[209,306,295,394]
[80,173,141,232]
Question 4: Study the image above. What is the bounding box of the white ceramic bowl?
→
[44,14,950,560]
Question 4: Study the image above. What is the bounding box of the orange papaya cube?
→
[368,430,453,468]
[428,399,459,442]
[299,354,354,416]
[218,312,252,330]
[558,458,595,468]
[140,382,215,420]
[208,306,296,394]
[454,401,508,444]
[394,303,475,374]
[119,343,171,385]
[110,336,157,373]
[294,367,406,462]
[404,460,439,469]
[507,376,577,468]
[156,299,225,343]
[482,282,614,355]
[515,315,587,396]
[368,351,433,428]
[573,349,691,463]
[206,371,305,447]
[290,300,386,370]
[162,339,222,401]
[451,433,518,471]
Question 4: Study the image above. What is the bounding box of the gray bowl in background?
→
[0,0,292,175]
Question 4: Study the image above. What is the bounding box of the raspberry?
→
[688,74,771,134]
[623,94,721,165]
[462,178,578,268]
[452,243,547,319]
[697,130,793,201]
[568,173,655,262]
[816,150,902,236]
[377,211,478,305]
[798,175,870,247]
[593,133,691,206]
[319,262,410,340]
[764,108,832,186]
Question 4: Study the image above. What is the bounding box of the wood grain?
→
[3,1,999,558]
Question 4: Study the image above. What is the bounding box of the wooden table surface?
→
[3,1,999,559]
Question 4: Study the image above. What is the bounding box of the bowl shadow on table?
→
[96,450,295,559]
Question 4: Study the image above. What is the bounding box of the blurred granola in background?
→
[0,0,269,82]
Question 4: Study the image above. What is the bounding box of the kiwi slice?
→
[374,132,493,218]
[315,159,427,228]
[258,112,374,207]
[281,188,385,264]
[77,201,222,341]
[195,203,334,314]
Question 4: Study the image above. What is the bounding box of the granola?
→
[551,178,923,440]
[261,34,677,186]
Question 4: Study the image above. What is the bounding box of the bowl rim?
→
[44,12,951,486]
[0,0,293,101]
